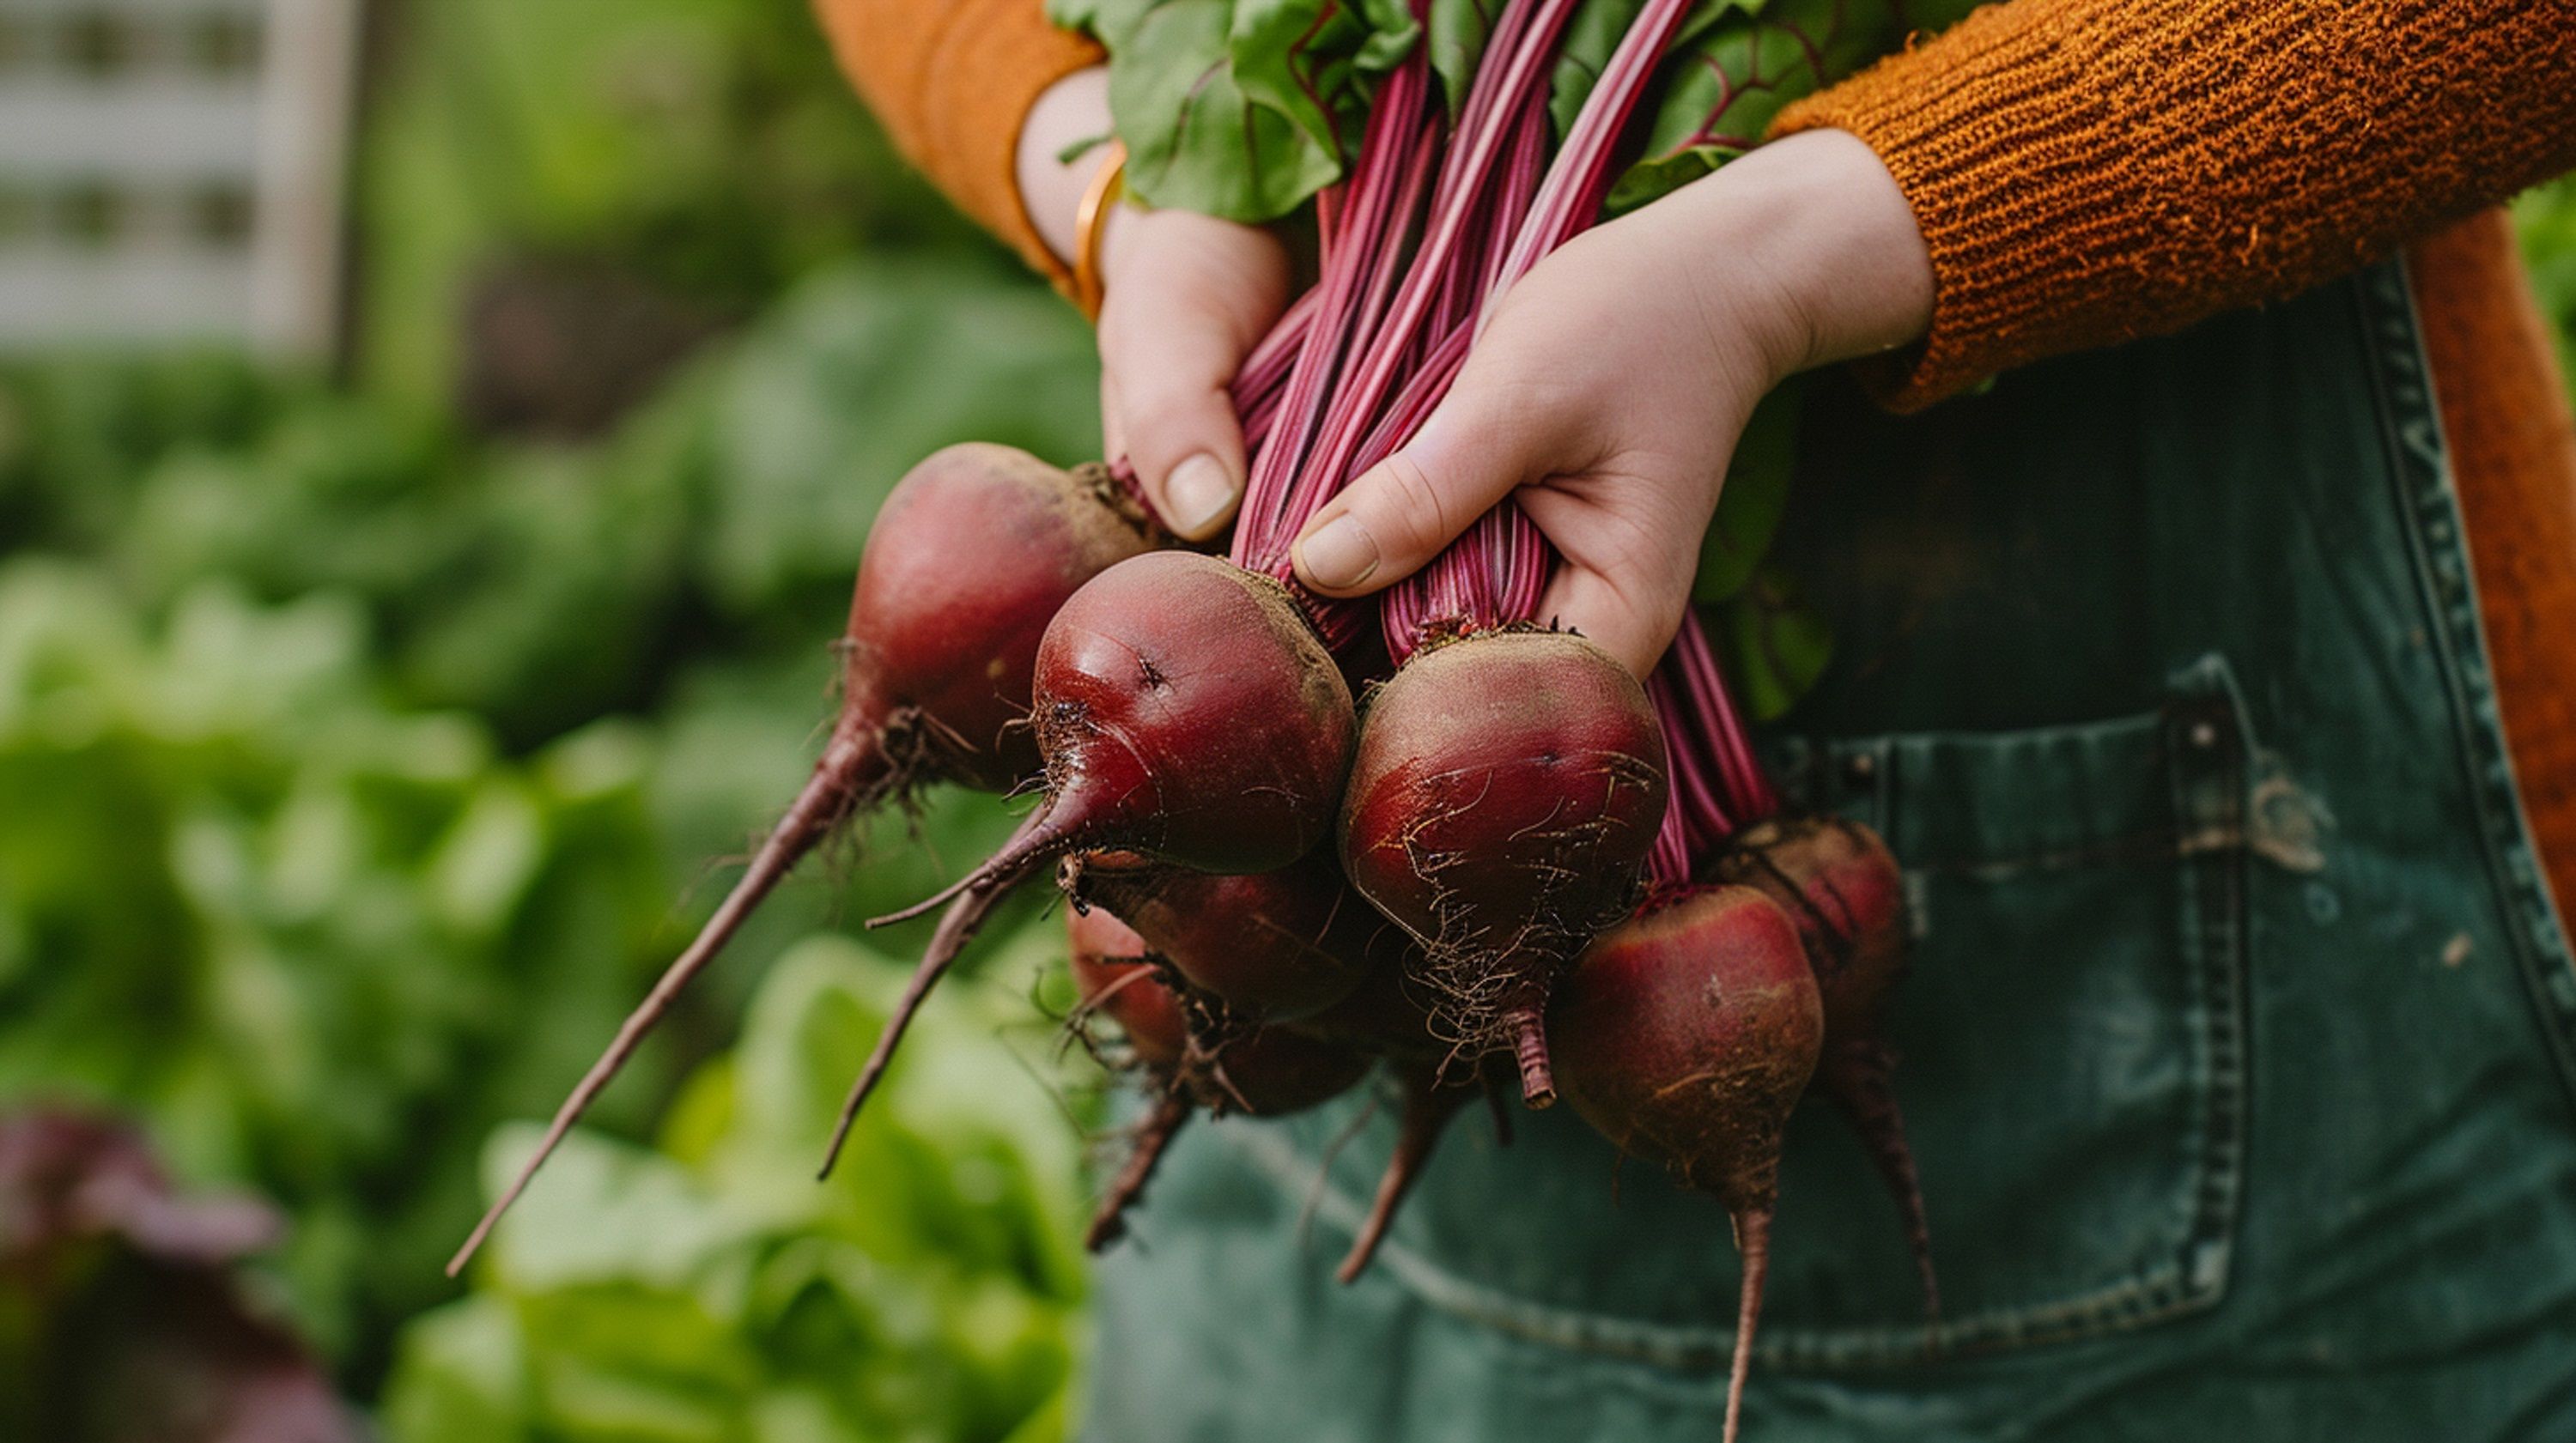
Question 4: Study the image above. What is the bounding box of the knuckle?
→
[1370,452,1455,555]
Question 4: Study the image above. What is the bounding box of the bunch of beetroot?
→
[452,3,1941,1436]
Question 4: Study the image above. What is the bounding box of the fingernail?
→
[1297,513,1379,590]
[1165,453,1239,539]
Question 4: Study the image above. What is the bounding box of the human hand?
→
[1288,129,1935,677]
[1019,69,1291,541]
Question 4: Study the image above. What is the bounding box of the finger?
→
[1291,368,1582,597]
[1099,220,1286,541]
[1103,300,1249,541]
[1535,561,1686,682]
[1099,368,1127,464]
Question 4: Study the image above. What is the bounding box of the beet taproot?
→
[1058,848,1381,1023]
[1061,904,1370,1252]
[1552,884,1823,1443]
[449,444,1154,1275]
[1712,815,1935,1315]
[817,552,1364,1161]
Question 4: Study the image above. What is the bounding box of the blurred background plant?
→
[2,0,2573,1438]
[4,1,1102,1437]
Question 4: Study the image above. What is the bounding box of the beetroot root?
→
[1713,817,1907,1036]
[1334,1060,1503,1284]
[1066,904,1191,1071]
[1340,629,1667,1107]
[884,550,1359,924]
[1058,848,1380,1023]
[1712,815,1936,1316]
[1552,884,1823,1443]
[823,551,1363,1164]
[448,445,1153,1276]
[1062,905,1370,1252]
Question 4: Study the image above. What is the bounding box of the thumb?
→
[1291,373,1577,597]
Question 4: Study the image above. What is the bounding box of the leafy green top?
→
[1054,0,1988,221]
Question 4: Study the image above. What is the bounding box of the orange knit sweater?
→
[812,0,2576,929]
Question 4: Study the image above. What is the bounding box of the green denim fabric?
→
[1079,264,2576,1440]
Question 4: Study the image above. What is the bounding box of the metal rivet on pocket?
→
[1844,752,1876,785]
[2187,719,2221,751]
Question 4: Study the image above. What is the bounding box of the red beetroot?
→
[1552,884,1824,1443]
[1340,629,1667,1107]
[890,550,1358,912]
[1066,905,1189,1070]
[1710,816,1935,1317]
[1293,961,1440,1060]
[1057,849,1381,1022]
[1713,818,1906,1037]
[845,446,1162,791]
[1062,906,1370,1252]
[817,552,1364,1169]
[449,444,1154,1275]
[1084,1025,1369,1252]
[1193,1023,1374,1119]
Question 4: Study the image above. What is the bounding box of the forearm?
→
[1016,68,1113,270]
[1775,0,2576,409]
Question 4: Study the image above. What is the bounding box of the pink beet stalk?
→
[1332,0,1704,1107]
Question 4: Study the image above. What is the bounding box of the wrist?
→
[1017,67,1116,267]
[1671,129,1934,385]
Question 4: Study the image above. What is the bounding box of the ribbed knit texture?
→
[811,0,1102,288]
[1773,0,2576,410]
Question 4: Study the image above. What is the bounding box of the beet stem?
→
[1724,1206,1771,1443]
[1506,1009,1556,1109]
[1085,1089,1194,1252]
[447,732,882,1276]
[817,812,1052,1179]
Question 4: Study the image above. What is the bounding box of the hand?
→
[1019,69,1291,541]
[1289,129,1934,677]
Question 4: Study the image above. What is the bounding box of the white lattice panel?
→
[0,0,356,355]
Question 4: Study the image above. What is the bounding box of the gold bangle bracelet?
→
[1071,140,1127,323]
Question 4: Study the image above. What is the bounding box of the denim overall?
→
[1081,262,2576,1440]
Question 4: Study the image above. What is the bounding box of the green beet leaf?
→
[1056,0,1419,221]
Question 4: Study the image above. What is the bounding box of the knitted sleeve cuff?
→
[816,0,1104,290]
[1771,0,2576,412]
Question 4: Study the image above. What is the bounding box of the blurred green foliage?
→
[2517,178,2576,383]
[0,0,1105,1432]
[0,562,674,1371]
[355,0,1000,406]
[381,938,1090,1443]
[0,259,1100,1422]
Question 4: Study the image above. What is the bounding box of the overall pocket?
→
[1752,653,2253,1365]
[1230,656,2255,1373]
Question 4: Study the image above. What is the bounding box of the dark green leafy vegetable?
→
[1692,380,1800,604]
[1051,0,1419,221]
[1066,0,1993,222]
[1607,0,1993,211]
[1712,564,1833,721]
